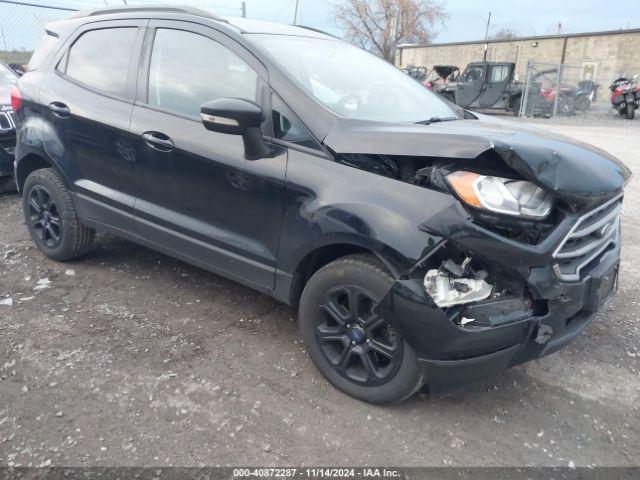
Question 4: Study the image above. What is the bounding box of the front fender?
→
[278,150,456,277]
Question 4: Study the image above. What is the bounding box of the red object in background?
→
[10,86,21,112]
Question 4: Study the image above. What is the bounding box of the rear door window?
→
[64,27,137,98]
[147,28,259,118]
[489,65,509,83]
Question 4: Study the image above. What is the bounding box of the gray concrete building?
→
[397,28,640,86]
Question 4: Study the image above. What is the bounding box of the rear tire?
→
[626,106,635,120]
[299,254,423,404]
[22,168,95,261]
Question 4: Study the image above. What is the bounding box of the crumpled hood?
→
[324,114,631,207]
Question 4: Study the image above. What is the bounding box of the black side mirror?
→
[201,98,270,160]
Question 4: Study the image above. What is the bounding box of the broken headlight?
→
[446,171,553,219]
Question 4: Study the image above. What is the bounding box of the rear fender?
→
[15,114,76,191]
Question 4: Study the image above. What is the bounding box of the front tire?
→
[299,254,423,404]
[22,168,95,261]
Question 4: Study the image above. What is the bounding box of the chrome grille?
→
[553,195,622,281]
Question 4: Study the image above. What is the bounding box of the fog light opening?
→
[535,324,554,344]
[423,256,493,308]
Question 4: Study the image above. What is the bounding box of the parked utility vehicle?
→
[12,6,629,404]
[438,61,522,112]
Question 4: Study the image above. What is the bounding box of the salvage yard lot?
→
[1,115,639,467]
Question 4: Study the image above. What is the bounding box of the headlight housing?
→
[446,171,553,219]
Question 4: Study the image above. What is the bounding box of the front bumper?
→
[374,202,622,394]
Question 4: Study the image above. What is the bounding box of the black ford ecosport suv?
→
[12,6,630,404]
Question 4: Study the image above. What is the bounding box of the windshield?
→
[249,35,460,123]
[0,63,17,89]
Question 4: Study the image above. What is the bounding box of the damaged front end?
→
[326,117,629,392]
[372,191,623,393]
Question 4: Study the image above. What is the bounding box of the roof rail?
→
[294,25,339,39]
[71,5,228,23]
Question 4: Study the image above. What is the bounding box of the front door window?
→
[148,28,259,117]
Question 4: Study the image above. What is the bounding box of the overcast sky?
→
[258,0,640,42]
[1,0,639,50]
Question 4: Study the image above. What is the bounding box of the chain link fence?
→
[519,60,602,118]
[0,1,81,69]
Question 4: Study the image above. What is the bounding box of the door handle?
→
[142,131,175,152]
[49,102,70,118]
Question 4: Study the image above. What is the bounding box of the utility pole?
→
[483,11,491,61]
[241,1,246,18]
[0,26,7,51]
[293,0,300,25]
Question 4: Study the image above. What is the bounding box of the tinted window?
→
[65,27,137,97]
[272,95,321,151]
[489,65,509,83]
[148,29,258,117]
[28,32,60,71]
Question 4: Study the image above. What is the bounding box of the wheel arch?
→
[15,152,69,193]
[284,240,402,308]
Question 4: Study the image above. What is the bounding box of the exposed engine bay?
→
[334,151,561,245]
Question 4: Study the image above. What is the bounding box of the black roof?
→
[69,5,335,39]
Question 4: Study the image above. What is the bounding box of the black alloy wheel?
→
[27,185,62,249]
[315,285,403,386]
[22,168,95,261]
[299,254,423,404]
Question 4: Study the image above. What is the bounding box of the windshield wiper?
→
[415,116,458,125]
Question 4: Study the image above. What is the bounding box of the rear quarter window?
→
[28,32,60,71]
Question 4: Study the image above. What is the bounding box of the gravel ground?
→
[0,114,639,468]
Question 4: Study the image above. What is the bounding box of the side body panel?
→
[129,20,287,290]
[17,19,147,235]
[275,149,455,297]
